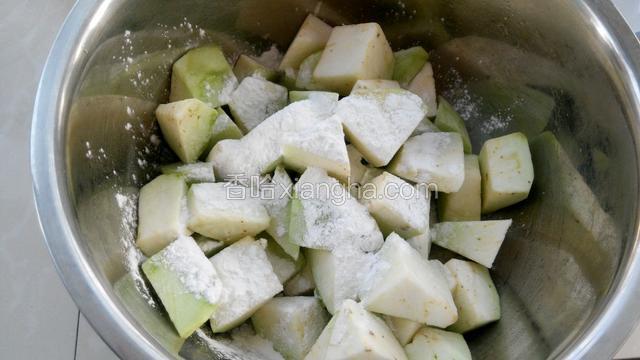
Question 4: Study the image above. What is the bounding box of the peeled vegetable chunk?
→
[393,46,429,87]
[384,316,422,346]
[405,327,472,360]
[208,110,243,149]
[263,167,299,259]
[431,220,512,268]
[307,247,375,314]
[479,132,534,213]
[142,236,223,338]
[187,183,270,242]
[252,297,330,360]
[229,76,288,132]
[306,299,407,360]
[264,238,305,284]
[208,96,348,182]
[360,233,458,327]
[210,237,283,332]
[334,88,427,167]
[156,99,217,163]
[313,23,394,95]
[289,90,339,103]
[281,115,350,182]
[279,14,332,71]
[346,144,367,186]
[296,51,323,90]
[388,132,465,193]
[407,62,437,117]
[234,54,279,82]
[289,167,383,252]
[446,259,501,333]
[363,172,430,238]
[193,234,225,257]
[438,155,481,221]
[170,46,238,107]
[161,162,215,184]
[435,97,472,154]
[284,261,316,296]
[351,79,400,94]
[136,174,190,256]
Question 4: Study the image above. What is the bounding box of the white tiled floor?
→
[0,0,639,359]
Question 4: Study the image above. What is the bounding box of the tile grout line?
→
[73,310,80,360]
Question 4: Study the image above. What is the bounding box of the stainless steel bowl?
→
[31,0,640,359]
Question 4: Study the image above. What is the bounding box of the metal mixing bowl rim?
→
[30,0,640,359]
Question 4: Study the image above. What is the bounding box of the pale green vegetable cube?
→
[289,167,383,252]
[435,97,472,154]
[313,23,395,95]
[187,183,270,242]
[346,144,367,186]
[210,237,283,332]
[156,99,217,163]
[479,132,534,213]
[281,116,350,182]
[264,238,305,284]
[114,273,185,354]
[234,54,279,82]
[407,62,437,117]
[229,76,288,132]
[296,51,323,90]
[363,172,429,238]
[289,90,339,103]
[252,297,330,359]
[446,259,501,333]
[193,234,225,257]
[170,46,238,107]
[208,110,243,149]
[431,220,512,268]
[350,79,400,94]
[136,174,190,256]
[142,236,223,338]
[405,327,472,360]
[279,14,332,71]
[360,233,458,327]
[283,261,316,296]
[335,88,426,167]
[384,316,422,346]
[393,46,429,87]
[438,155,481,221]
[161,162,215,184]
[264,167,299,259]
[306,300,407,360]
[388,132,465,193]
[307,247,375,315]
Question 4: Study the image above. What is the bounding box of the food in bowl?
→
[131,14,537,359]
